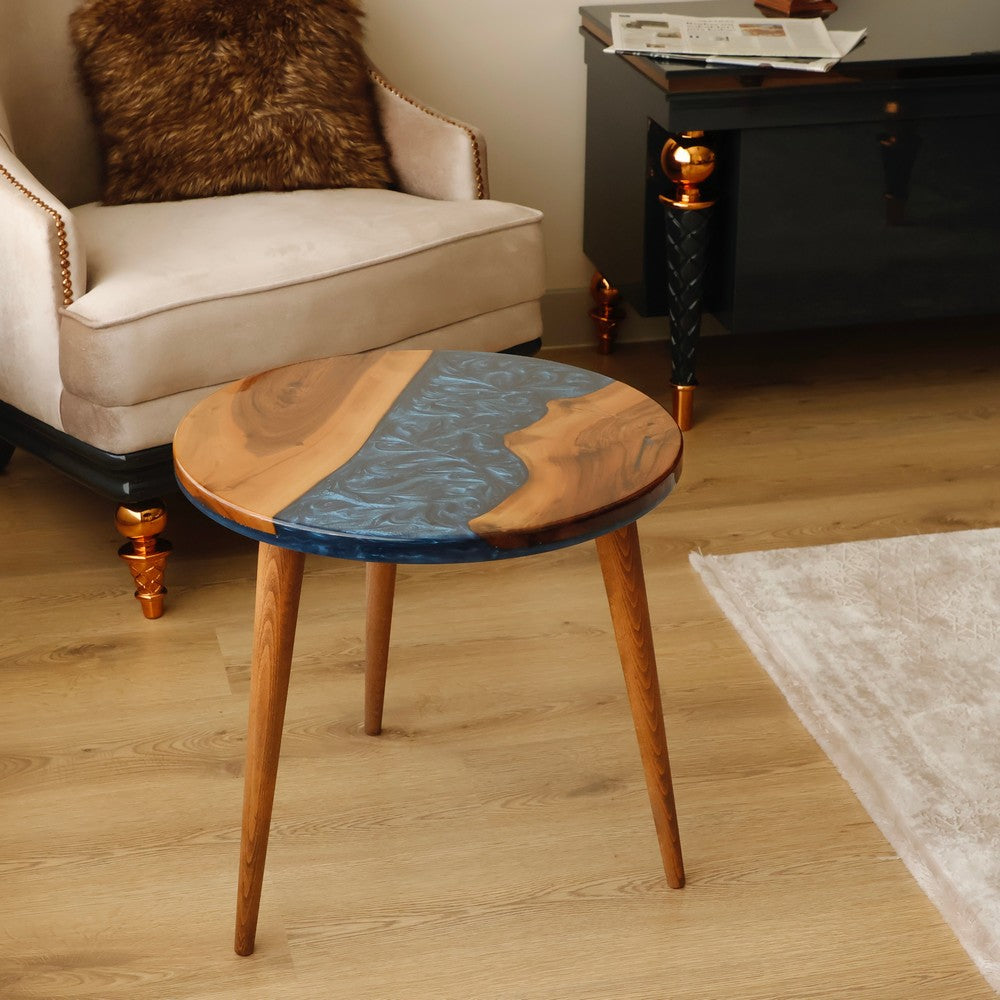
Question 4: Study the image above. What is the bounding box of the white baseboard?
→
[540,287,729,350]
[539,287,668,350]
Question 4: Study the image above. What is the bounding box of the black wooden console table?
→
[580,0,1000,427]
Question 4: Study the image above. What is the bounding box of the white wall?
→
[363,0,598,294]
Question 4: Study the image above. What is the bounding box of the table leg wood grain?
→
[595,522,685,889]
[234,543,306,957]
[364,562,397,736]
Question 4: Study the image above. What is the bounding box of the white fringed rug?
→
[690,529,1000,993]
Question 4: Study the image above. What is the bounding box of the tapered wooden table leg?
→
[234,543,306,956]
[365,562,397,736]
[595,523,685,888]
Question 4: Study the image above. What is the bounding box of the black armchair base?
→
[1,400,174,618]
[0,399,175,505]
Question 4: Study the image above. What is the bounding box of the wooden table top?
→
[173,350,683,563]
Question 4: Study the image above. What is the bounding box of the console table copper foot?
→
[173,349,687,957]
[589,271,626,355]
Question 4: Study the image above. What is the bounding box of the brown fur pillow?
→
[70,0,394,205]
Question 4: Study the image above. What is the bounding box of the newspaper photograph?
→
[609,11,842,60]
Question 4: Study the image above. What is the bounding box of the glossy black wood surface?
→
[581,0,1000,334]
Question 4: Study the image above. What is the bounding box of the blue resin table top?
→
[173,350,683,562]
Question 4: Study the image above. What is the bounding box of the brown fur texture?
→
[70,0,394,205]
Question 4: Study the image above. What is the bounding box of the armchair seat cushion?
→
[60,188,544,410]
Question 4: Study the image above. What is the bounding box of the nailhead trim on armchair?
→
[368,67,486,201]
[0,161,74,305]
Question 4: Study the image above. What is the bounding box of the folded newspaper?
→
[607,11,866,73]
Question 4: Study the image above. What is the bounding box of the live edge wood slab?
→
[174,350,682,561]
[172,349,686,956]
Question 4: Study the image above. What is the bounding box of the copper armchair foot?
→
[116,500,172,619]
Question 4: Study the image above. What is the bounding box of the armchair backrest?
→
[0,0,102,207]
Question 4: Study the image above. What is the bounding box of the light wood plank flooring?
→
[2,318,999,999]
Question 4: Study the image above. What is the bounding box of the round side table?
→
[173,349,685,956]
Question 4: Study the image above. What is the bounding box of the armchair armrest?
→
[0,136,86,427]
[370,68,489,202]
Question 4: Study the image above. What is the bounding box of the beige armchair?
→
[0,1,546,618]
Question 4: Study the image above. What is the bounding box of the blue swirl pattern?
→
[273,352,612,561]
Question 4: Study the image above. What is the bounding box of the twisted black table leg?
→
[664,206,712,430]
[659,131,716,431]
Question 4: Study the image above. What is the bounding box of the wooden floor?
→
[2,318,999,999]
